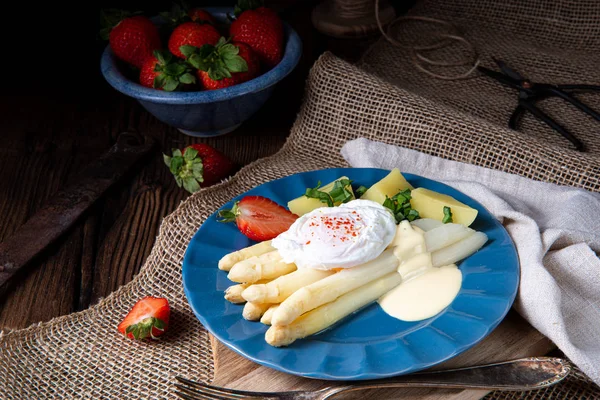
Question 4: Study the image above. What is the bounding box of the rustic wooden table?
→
[0,0,381,329]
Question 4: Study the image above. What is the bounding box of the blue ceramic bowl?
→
[100,7,302,137]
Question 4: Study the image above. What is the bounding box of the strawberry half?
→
[164,143,236,193]
[218,196,298,241]
[139,50,196,91]
[117,296,170,340]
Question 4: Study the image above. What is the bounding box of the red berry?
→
[164,143,236,193]
[197,42,260,90]
[109,16,161,68]
[117,297,170,340]
[168,22,221,59]
[218,196,299,241]
[230,7,283,70]
[139,50,196,91]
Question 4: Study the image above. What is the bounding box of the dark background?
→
[0,0,415,327]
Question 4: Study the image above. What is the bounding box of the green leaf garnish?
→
[442,206,453,223]
[305,181,334,207]
[355,185,368,197]
[328,179,353,204]
[304,179,354,207]
[382,189,420,224]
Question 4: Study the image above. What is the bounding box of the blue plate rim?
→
[182,167,520,380]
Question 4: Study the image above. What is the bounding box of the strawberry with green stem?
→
[218,196,299,241]
[168,21,221,59]
[117,296,170,340]
[164,143,236,193]
[181,37,259,90]
[140,50,196,91]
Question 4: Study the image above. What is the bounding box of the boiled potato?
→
[410,187,478,226]
[288,176,354,216]
[360,168,413,204]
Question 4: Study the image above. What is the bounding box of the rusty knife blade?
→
[0,132,156,295]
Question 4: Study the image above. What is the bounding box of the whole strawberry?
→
[164,144,236,193]
[230,0,283,70]
[182,38,259,90]
[140,50,196,91]
[101,10,161,68]
[168,21,221,59]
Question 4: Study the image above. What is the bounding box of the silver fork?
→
[174,357,571,400]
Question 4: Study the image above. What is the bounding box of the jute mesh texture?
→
[1,52,599,399]
[360,0,600,154]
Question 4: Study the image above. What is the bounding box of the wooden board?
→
[210,309,554,399]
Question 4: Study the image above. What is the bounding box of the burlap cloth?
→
[2,1,600,397]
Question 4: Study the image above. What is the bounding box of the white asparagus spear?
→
[271,249,399,326]
[242,269,334,303]
[224,279,271,303]
[230,250,282,272]
[410,218,444,232]
[424,223,474,253]
[228,259,297,283]
[432,231,488,267]
[242,302,273,321]
[224,283,249,304]
[260,304,279,325]
[266,272,403,347]
[218,240,274,271]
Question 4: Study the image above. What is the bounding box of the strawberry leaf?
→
[163,77,179,91]
[224,57,248,73]
[183,177,201,193]
[153,74,166,89]
[180,73,196,84]
[217,201,240,223]
[169,155,184,175]
[191,161,204,180]
[184,37,249,81]
[184,148,198,160]
[179,45,198,59]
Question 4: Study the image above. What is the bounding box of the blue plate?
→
[182,168,519,380]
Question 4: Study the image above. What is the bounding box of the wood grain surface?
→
[0,0,380,329]
[0,2,556,399]
[210,310,553,399]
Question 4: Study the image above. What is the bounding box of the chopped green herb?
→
[304,179,354,207]
[442,206,453,223]
[355,185,368,198]
[329,179,353,204]
[382,189,420,223]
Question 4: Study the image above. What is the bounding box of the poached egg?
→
[272,199,397,270]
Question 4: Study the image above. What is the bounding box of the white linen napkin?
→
[341,137,600,385]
